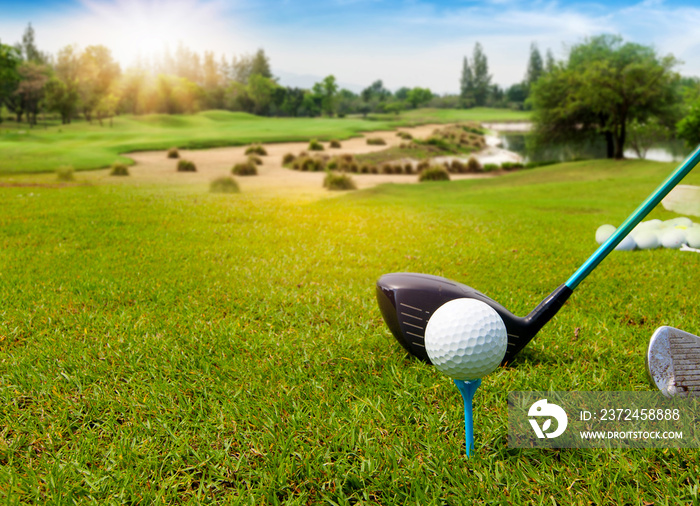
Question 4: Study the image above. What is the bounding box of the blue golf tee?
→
[453,378,482,457]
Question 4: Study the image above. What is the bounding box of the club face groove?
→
[648,326,700,397]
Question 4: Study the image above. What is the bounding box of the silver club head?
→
[647,326,700,397]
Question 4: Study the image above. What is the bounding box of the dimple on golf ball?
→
[425,298,507,380]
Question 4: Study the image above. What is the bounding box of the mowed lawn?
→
[0,108,530,175]
[1,157,700,503]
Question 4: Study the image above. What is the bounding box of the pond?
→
[500,133,689,163]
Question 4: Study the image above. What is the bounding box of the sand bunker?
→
[96,122,522,197]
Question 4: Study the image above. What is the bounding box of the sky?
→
[1,0,700,94]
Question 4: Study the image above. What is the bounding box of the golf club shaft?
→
[565,144,700,290]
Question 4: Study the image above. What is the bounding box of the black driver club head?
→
[376,273,571,364]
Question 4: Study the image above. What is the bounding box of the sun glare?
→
[81,0,231,66]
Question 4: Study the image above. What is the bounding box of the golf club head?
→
[376,273,571,364]
[647,326,700,397]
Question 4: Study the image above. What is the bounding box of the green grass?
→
[1,157,700,503]
[0,108,529,175]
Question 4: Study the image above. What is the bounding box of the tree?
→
[16,61,49,126]
[46,45,81,124]
[361,80,390,103]
[406,87,433,108]
[471,43,491,106]
[77,45,121,122]
[314,75,338,116]
[627,118,670,159]
[15,23,48,64]
[0,42,21,123]
[459,56,473,106]
[531,35,680,159]
[247,74,277,115]
[525,43,544,88]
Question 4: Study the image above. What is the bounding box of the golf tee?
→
[454,378,482,457]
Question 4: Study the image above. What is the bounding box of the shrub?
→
[360,163,372,174]
[245,144,267,156]
[416,160,430,173]
[329,139,341,148]
[282,153,296,165]
[366,137,386,146]
[232,161,257,176]
[501,161,525,170]
[451,160,466,174]
[210,176,240,193]
[370,165,379,174]
[167,147,179,159]
[308,139,324,151]
[404,163,414,175]
[248,155,263,165]
[56,165,75,181]
[525,160,557,169]
[466,157,482,173]
[327,159,338,170]
[397,131,413,140]
[381,164,394,175]
[340,154,355,164]
[419,166,450,182]
[348,162,359,173]
[483,163,500,172]
[177,159,196,172]
[393,164,404,174]
[110,163,129,176]
[324,171,357,191]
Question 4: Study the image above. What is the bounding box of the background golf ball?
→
[686,227,700,248]
[635,231,659,250]
[661,229,685,249]
[615,235,636,251]
[424,298,507,381]
[596,224,616,244]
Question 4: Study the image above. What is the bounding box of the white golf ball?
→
[686,227,700,248]
[424,298,507,381]
[615,235,636,251]
[596,224,616,244]
[635,230,660,250]
[661,229,685,249]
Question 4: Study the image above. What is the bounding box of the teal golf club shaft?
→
[454,378,481,457]
[566,144,700,290]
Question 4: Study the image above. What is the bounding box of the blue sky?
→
[2,0,700,93]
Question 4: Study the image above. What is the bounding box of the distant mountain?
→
[274,70,364,93]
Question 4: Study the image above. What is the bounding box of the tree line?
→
[3,25,700,158]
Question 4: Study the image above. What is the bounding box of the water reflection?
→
[501,133,688,163]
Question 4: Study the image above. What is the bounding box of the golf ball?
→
[596,224,616,244]
[635,230,660,250]
[661,229,685,249]
[424,298,507,381]
[686,227,700,248]
[615,235,636,251]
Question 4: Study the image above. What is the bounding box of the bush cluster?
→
[329,140,342,148]
[308,139,324,151]
[366,137,386,146]
[501,161,525,170]
[323,171,357,191]
[245,144,267,156]
[177,159,197,172]
[397,132,413,140]
[419,166,451,182]
[248,155,263,166]
[232,161,257,176]
[167,147,179,159]
[56,165,75,181]
[291,155,326,172]
[210,176,240,193]
[110,163,129,176]
[282,153,296,165]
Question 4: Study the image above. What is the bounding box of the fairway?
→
[0,108,529,176]
[2,152,700,503]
